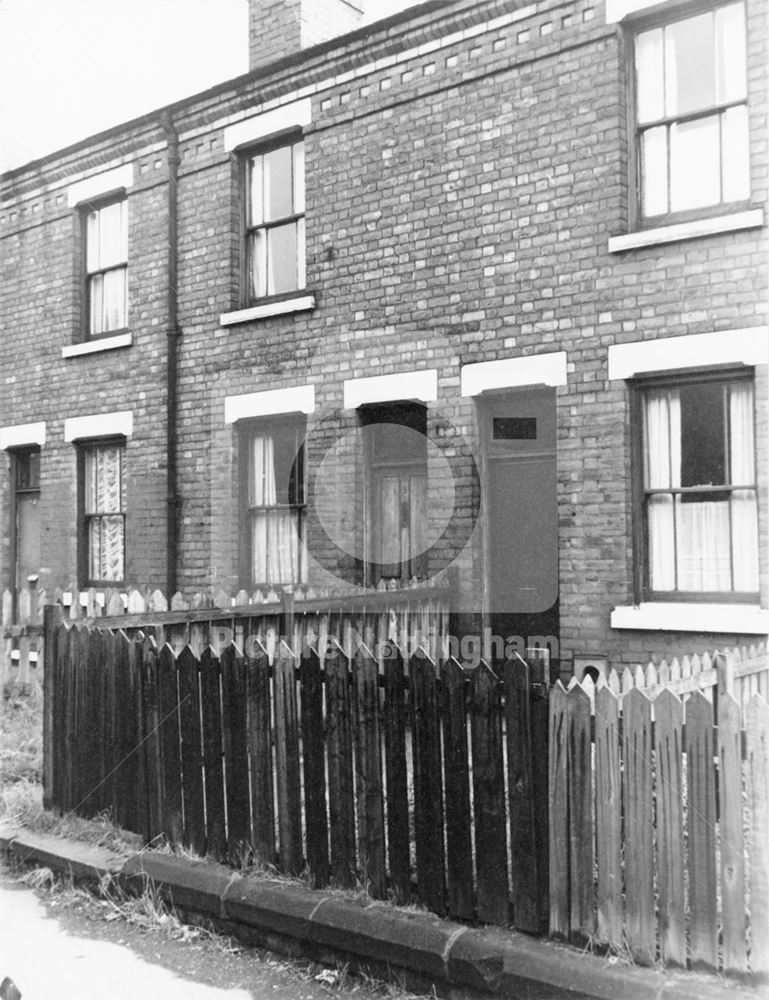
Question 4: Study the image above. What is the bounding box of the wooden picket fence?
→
[2,578,46,688]
[43,597,550,931]
[5,576,453,688]
[549,676,769,977]
[598,642,768,716]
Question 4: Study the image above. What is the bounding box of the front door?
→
[481,387,559,674]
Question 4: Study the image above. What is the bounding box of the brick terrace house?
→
[0,0,767,677]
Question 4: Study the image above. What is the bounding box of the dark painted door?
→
[481,387,559,671]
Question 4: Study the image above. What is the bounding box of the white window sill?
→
[608,209,764,254]
[611,602,769,635]
[220,293,315,326]
[62,332,132,358]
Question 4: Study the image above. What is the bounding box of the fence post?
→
[281,590,295,652]
[42,602,63,810]
[526,648,550,932]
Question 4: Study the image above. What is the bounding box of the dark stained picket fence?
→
[549,676,769,978]
[44,602,550,932]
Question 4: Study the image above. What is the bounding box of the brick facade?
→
[1,0,767,673]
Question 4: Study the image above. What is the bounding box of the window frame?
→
[77,436,127,588]
[81,193,129,342]
[360,402,429,587]
[238,414,308,590]
[630,366,759,604]
[626,0,750,230]
[239,131,307,309]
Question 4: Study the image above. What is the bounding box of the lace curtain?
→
[85,444,125,582]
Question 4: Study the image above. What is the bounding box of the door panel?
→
[488,455,558,612]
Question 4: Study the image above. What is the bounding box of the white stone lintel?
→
[343,369,438,409]
[64,411,133,442]
[223,98,312,152]
[67,164,134,207]
[608,327,769,381]
[461,352,567,396]
[0,421,46,449]
[224,385,316,423]
[611,603,769,635]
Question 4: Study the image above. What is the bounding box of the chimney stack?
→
[248,0,365,71]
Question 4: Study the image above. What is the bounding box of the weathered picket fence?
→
[43,592,550,932]
[2,578,46,687]
[549,676,769,977]
[599,642,768,715]
[7,577,452,687]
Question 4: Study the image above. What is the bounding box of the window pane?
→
[641,126,668,216]
[644,390,679,489]
[679,383,725,487]
[86,211,100,272]
[263,145,294,222]
[267,222,298,294]
[273,425,303,505]
[98,446,123,513]
[89,515,124,582]
[722,105,750,202]
[635,27,664,124]
[251,508,303,585]
[731,490,759,591]
[248,155,264,226]
[715,2,747,104]
[102,267,127,331]
[675,497,731,591]
[729,381,754,482]
[670,115,720,211]
[249,426,304,507]
[297,218,306,290]
[293,142,305,214]
[248,230,267,299]
[89,273,104,335]
[664,12,715,117]
[15,449,40,491]
[98,201,126,268]
[648,495,676,590]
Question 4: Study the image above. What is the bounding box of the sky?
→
[0,0,419,174]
